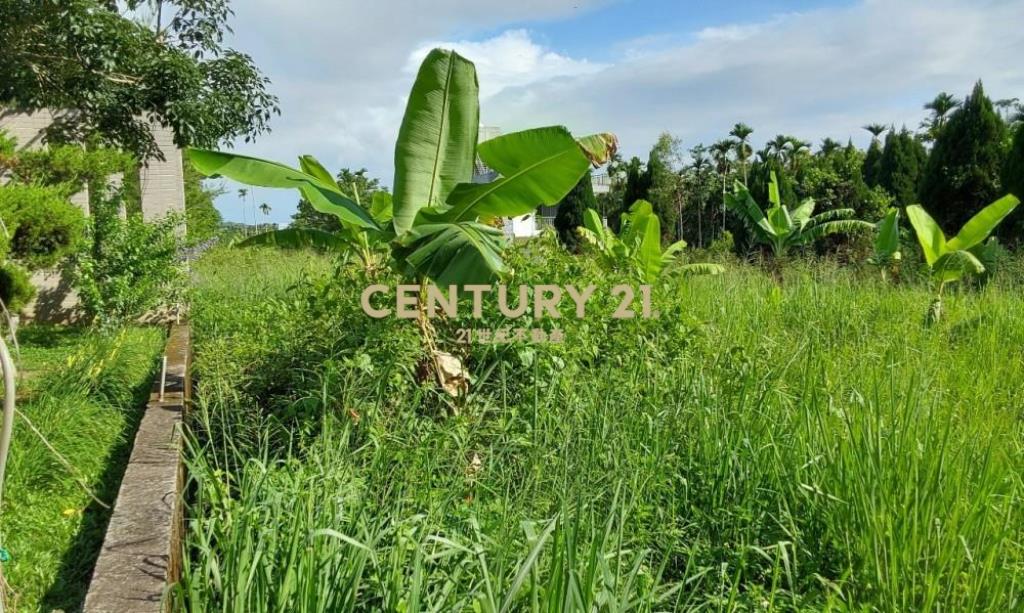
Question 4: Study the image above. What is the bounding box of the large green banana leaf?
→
[632,210,663,283]
[397,221,507,285]
[236,228,350,252]
[946,194,1019,251]
[392,49,479,236]
[725,183,775,242]
[905,205,947,266]
[441,127,593,222]
[188,149,378,229]
[874,208,902,261]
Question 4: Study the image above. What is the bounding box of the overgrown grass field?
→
[2,325,165,611]
[179,241,1024,611]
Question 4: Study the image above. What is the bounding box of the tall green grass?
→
[2,325,165,611]
[179,241,1024,611]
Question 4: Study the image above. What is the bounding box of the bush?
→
[0,183,86,269]
[0,262,36,313]
[74,206,184,325]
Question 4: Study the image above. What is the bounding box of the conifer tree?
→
[554,170,596,252]
[1001,125,1024,241]
[877,128,927,207]
[919,81,1007,230]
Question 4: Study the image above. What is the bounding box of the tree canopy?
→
[554,170,596,252]
[0,0,279,159]
[919,81,1007,232]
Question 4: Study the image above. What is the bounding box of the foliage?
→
[184,154,224,243]
[726,171,872,258]
[862,139,883,188]
[1001,125,1024,241]
[74,200,185,325]
[179,244,1024,612]
[877,127,927,207]
[190,49,616,286]
[919,81,1008,233]
[579,201,721,283]
[906,194,1019,322]
[611,156,650,232]
[645,132,683,241]
[0,182,87,269]
[0,262,35,312]
[2,325,163,610]
[553,170,595,252]
[798,142,890,221]
[868,207,902,274]
[291,168,386,233]
[0,0,279,159]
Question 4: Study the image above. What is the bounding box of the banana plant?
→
[230,155,396,271]
[905,194,1019,323]
[578,201,722,283]
[868,207,902,280]
[190,49,616,286]
[725,171,872,258]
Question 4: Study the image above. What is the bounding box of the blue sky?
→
[213,0,1024,226]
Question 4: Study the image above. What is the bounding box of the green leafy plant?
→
[189,48,616,286]
[868,207,902,279]
[74,203,184,326]
[0,263,36,313]
[579,201,722,283]
[725,171,872,259]
[905,194,1019,323]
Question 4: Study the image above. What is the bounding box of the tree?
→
[183,154,223,242]
[729,123,754,186]
[862,124,887,187]
[710,139,734,233]
[920,92,961,142]
[0,0,279,159]
[292,168,384,233]
[646,133,683,242]
[919,81,1007,232]
[1001,125,1024,241]
[818,138,842,157]
[612,156,650,232]
[877,127,927,207]
[686,144,711,247]
[554,169,596,252]
[799,144,890,222]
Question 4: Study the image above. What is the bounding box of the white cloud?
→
[483,0,1024,163]
[408,30,605,99]
[214,0,1024,225]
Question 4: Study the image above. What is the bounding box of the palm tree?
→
[920,92,960,141]
[689,144,709,248]
[818,137,842,157]
[729,123,754,186]
[710,139,734,232]
[237,188,249,234]
[786,136,811,173]
[769,134,790,164]
[863,124,887,142]
[259,202,271,232]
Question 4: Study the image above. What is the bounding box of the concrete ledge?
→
[84,324,190,613]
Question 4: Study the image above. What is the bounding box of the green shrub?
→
[74,207,184,325]
[0,183,87,268]
[0,262,36,312]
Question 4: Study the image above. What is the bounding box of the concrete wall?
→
[0,109,184,321]
[139,124,185,225]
